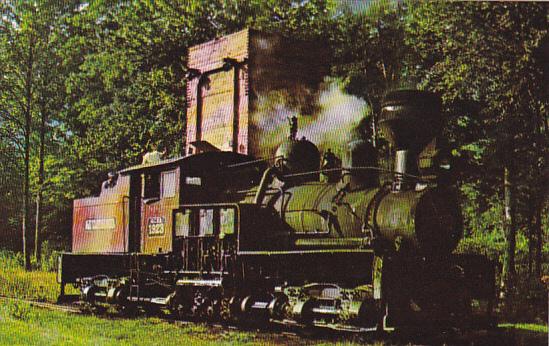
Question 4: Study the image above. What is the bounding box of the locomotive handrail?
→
[225,155,282,168]
[226,158,429,182]
[281,166,428,182]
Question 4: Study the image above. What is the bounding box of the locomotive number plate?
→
[147,216,165,236]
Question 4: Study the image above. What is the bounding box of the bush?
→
[0,250,24,269]
[37,240,61,272]
[2,242,61,272]
[5,300,33,321]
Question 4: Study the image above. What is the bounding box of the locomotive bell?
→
[343,139,377,188]
[275,137,320,183]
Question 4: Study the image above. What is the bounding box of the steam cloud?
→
[255,77,371,159]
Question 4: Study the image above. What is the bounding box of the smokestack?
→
[378,90,443,191]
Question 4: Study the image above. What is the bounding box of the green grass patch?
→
[0,249,77,302]
[0,268,60,302]
[499,323,548,333]
[0,304,309,345]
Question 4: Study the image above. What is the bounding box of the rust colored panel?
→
[185,29,328,159]
[186,29,250,156]
[200,69,235,151]
[141,168,180,254]
[72,176,130,253]
[188,29,249,72]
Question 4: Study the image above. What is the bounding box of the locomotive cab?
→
[120,157,183,255]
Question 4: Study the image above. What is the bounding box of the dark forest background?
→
[0,0,547,321]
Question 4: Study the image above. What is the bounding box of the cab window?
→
[161,171,176,198]
[143,172,160,199]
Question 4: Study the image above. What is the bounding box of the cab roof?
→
[119,152,265,176]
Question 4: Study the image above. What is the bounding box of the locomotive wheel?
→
[189,288,221,321]
[268,294,289,320]
[220,297,235,323]
[116,302,138,317]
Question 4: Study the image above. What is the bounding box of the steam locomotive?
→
[58,29,495,332]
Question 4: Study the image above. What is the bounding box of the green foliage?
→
[404,2,548,284]
[29,240,60,272]
[0,249,77,302]
[0,249,25,269]
[4,301,33,321]
[331,0,409,114]
[36,240,61,272]
[500,323,548,333]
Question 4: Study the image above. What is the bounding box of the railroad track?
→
[0,295,513,345]
[0,296,309,343]
[0,295,82,314]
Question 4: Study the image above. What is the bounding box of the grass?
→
[499,323,548,333]
[0,268,60,302]
[0,302,366,346]
[0,303,547,346]
[0,250,77,302]
[0,302,248,345]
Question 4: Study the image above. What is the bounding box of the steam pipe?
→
[395,150,408,177]
[393,150,408,191]
[254,167,278,205]
[392,149,417,192]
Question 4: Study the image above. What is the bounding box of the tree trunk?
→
[501,165,517,294]
[534,193,546,278]
[23,133,31,270]
[23,101,31,270]
[34,108,46,262]
[535,167,548,277]
[533,204,542,277]
[527,200,536,277]
[22,36,34,271]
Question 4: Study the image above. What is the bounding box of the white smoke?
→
[299,78,370,157]
[254,77,371,160]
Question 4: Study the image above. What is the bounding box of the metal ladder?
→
[129,253,140,302]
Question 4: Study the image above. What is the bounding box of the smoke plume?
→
[254,77,371,160]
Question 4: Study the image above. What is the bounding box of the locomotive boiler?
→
[58,29,495,332]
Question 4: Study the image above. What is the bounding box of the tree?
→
[405,2,548,293]
[331,0,409,145]
[0,1,40,269]
[0,1,78,266]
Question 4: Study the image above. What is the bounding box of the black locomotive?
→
[58,30,496,333]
